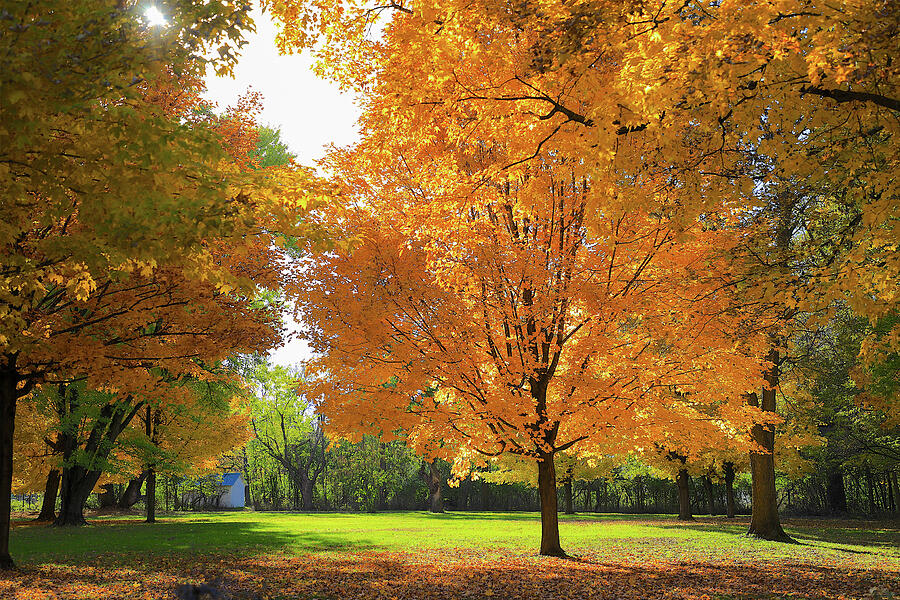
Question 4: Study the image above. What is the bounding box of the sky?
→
[202,8,361,166]
[200,7,362,367]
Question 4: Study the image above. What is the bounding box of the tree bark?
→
[54,398,143,526]
[889,471,900,515]
[0,364,19,569]
[703,475,716,515]
[423,460,444,513]
[825,466,848,514]
[676,469,694,521]
[119,471,149,509]
[55,464,101,526]
[865,466,878,516]
[97,484,118,508]
[562,475,574,515]
[723,461,736,518]
[747,355,794,542]
[145,468,156,523]
[35,469,61,522]
[300,475,314,511]
[536,452,565,557]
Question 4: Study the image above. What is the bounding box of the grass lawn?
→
[3,511,898,599]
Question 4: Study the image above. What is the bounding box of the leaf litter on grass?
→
[1,547,897,600]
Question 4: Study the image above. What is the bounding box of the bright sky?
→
[202,8,361,166]
[200,7,362,367]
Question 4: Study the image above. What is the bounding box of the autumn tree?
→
[0,1,326,567]
[292,108,769,555]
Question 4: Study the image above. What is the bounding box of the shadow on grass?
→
[645,516,900,553]
[10,518,378,566]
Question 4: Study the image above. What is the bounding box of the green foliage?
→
[250,126,297,168]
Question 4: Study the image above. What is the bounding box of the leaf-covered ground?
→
[3,512,898,599]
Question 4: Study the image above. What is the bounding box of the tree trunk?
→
[562,476,574,515]
[0,365,19,569]
[424,460,444,513]
[865,466,877,516]
[241,448,253,509]
[747,349,794,542]
[536,452,565,557]
[54,398,143,526]
[35,469,61,522]
[703,475,716,515]
[825,466,848,514]
[55,465,102,526]
[889,471,900,515]
[300,476,314,511]
[676,469,693,521]
[118,471,149,509]
[145,469,156,523]
[724,461,736,518]
[97,484,118,508]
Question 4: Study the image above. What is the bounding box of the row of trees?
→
[267,0,899,557]
[3,0,897,566]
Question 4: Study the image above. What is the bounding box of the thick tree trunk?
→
[55,465,102,526]
[97,484,118,508]
[703,475,716,515]
[747,352,794,542]
[300,477,314,511]
[724,462,736,518]
[119,471,149,509]
[145,469,156,523]
[826,466,848,514]
[562,476,574,515]
[0,365,19,569]
[35,469,61,522]
[536,452,565,557]
[676,469,693,521]
[54,397,142,527]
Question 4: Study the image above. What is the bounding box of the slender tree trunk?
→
[536,452,565,557]
[676,469,694,521]
[424,460,444,513]
[35,469,61,522]
[703,475,716,515]
[747,350,794,542]
[145,469,156,523]
[864,466,878,516]
[0,365,19,569]
[826,466,848,514]
[241,448,253,509]
[724,462,736,518]
[889,471,899,515]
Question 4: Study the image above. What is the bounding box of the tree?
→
[248,363,326,511]
[293,116,768,556]
[271,0,899,538]
[0,1,325,567]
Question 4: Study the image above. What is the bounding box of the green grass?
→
[10,511,900,567]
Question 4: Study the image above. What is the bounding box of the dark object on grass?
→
[174,582,225,599]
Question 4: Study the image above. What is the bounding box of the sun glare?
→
[144,6,167,27]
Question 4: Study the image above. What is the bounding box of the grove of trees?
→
[2,0,897,567]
